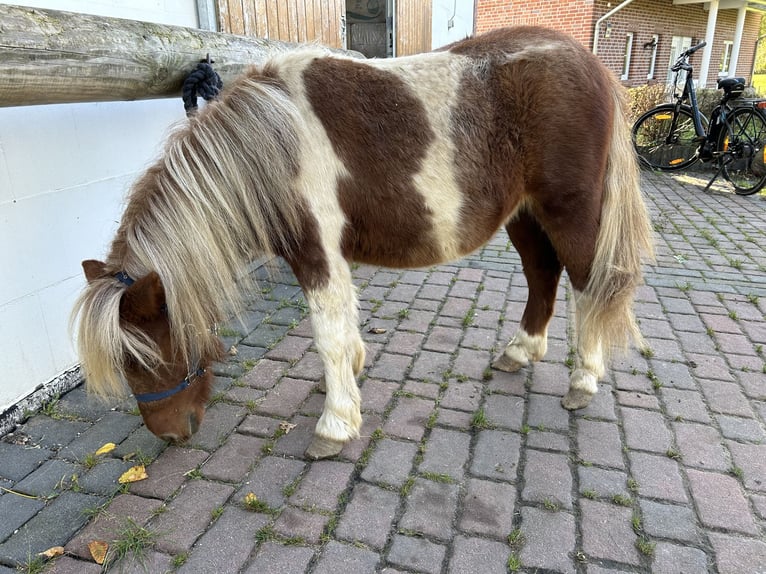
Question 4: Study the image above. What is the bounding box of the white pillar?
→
[729,4,747,77]
[698,0,720,88]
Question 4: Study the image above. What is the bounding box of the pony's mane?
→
[74,69,306,396]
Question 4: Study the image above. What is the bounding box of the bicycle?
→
[632,41,766,195]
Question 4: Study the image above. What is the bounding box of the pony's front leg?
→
[561,291,605,410]
[304,269,365,459]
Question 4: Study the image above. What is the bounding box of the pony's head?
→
[77,260,222,442]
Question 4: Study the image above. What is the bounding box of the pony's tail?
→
[577,77,655,359]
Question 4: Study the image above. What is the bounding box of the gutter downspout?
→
[593,0,638,55]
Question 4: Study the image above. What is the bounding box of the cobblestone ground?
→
[1,171,765,574]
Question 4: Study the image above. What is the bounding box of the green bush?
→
[626,83,669,123]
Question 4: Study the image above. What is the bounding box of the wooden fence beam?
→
[0,4,337,108]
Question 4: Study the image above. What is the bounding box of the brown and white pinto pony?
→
[73,27,653,459]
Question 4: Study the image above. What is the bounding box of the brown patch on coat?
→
[303,57,440,268]
[449,27,612,290]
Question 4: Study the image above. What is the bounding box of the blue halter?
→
[114,271,204,404]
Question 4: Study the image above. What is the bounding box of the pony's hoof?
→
[492,354,524,373]
[561,388,594,410]
[305,436,345,460]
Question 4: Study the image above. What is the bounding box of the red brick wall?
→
[475,0,762,87]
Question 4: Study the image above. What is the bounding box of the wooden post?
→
[0,4,344,107]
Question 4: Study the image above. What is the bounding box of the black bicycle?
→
[632,41,766,195]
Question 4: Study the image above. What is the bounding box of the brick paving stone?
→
[360,379,399,413]
[440,381,483,412]
[752,493,766,520]
[265,335,313,362]
[616,390,660,410]
[66,494,162,559]
[78,458,136,496]
[0,491,107,565]
[576,419,625,469]
[470,429,521,482]
[54,386,116,421]
[672,422,730,471]
[0,494,45,543]
[336,482,399,549]
[200,432,265,482]
[739,371,766,400]
[578,384,618,421]
[286,352,324,381]
[255,377,314,418]
[461,326,496,350]
[57,412,139,461]
[113,425,167,462]
[527,393,569,432]
[459,478,515,538]
[402,380,440,399]
[708,532,766,574]
[586,566,633,574]
[628,452,687,503]
[387,535,446,574]
[419,428,471,480]
[452,348,491,381]
[152,480,235,554]
[107,550,175,574]
[399,478,460,541]
[638,499,699,543]
[13,459,79,498]
[367,353,411,381]
[687,352,736,382]
[518,507,576,574]
[522,450,573,509]
[660,388,712,424]
[273,506,328,544]
[698,380,754,416]
[613,370,653,393]
[436,408,473,430]
[238,414,282,437]
[530,362,570,396]
[652,542,710,574]
[243,541,314,574]
[360,438,417,488]
[178,506,268,574]
[621,407,673,453]
[128,446,208,500]
[273,415,316,457]
[726,441,766,492]
[384,397,434,441]
[313,540,379,574]
[580,500,641,566]
[225,384,266,404]
[409,350,452,381]
[578,466,630,499]
[686,469,757,534]
[448,535,510,574]
[289,460,354,512]
[242,358,295,390]
[46,556,102,574]
[187,403,247,452]
[526,430,570,451]
[386,331,425,355]
[18,415,89,450]
[483,393,524,430]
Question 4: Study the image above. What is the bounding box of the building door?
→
[668,35,693,84]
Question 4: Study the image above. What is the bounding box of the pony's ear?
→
[120,272,166,323]
[82,260,108,283]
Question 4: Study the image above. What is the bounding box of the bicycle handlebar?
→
[671,41,707,72]
[685,41,706,56]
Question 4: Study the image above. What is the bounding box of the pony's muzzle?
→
[158,412,200,443]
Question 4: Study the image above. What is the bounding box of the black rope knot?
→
[182,55,223,117]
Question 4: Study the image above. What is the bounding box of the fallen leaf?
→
[118,465,148,484]
[279,421,297,434]
[244,492,258,505]
[368,327,387,334]
[88,540,109,564]
[95,442,116,456]
[39,546,64,559]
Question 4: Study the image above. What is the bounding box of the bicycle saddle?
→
[718,77,746,96]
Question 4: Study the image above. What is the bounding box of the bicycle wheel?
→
[632,104,703,171]
[719,107,766,195]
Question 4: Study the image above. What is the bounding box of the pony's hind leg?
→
[494,211,563,372]
[560,289,604,409]
[303,261,364,459]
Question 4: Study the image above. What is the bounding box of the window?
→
[647,34,659,80]
[621,32,634,81]
[720,41,733,76]
[668,36,693,84]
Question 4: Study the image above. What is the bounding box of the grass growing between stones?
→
[105,518,157,568]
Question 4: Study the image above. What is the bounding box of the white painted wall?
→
[0,1,198,415]
[431,0,475,50]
